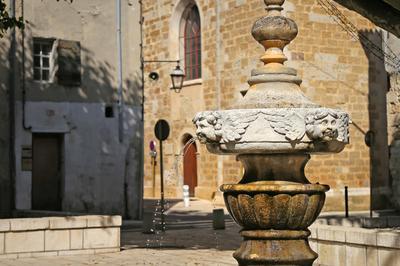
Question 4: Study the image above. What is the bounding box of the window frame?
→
[182,5,201,81]
[33,38,56,83]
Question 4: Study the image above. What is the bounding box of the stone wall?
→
[143,0,376,210]
[0,215,121,259]
[388,73,400,209]
[310,224,400,266]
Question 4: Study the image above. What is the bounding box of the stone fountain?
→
[193,0,350,265]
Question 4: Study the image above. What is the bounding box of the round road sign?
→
[154,119,170,141]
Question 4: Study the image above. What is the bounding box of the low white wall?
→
[310,224,400,266]
[0,215,121,259]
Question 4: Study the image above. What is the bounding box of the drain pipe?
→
[139,0,144,122]
[215,0,223,194]
[116,0,124,143]
[21,0,31,131]
[138,0,145,219]
[8,0,17,215]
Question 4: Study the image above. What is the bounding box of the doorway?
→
[32,133,63,211]
[183,135,198,196]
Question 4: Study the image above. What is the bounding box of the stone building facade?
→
[0,0,143,218]
[142,0,395,211]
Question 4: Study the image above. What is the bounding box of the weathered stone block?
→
[45,230,70,251]
[83,228,119,249]
[5,231,45,253]
[0,220,10,232]
[345,244,366,266]
[86,215,122,227]
[317,226,345,242]
[377,231,400,248]
[70,229,83,250]
[345,228,377,246]
[0,233,4,254]
[318,241,346,266]
[309,225,318,238]
[366,247,378,266]
[378,247,400,266]
[49,217,87,229]
[10,218,49,231]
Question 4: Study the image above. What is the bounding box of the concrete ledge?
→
[310,224,400,266]
[0,215,120,259]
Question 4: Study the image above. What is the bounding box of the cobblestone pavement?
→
[0,199,241,266]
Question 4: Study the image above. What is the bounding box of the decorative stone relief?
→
[305,109,349,142]
[193,108,349,144]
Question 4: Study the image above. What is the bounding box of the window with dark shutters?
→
[57,40,81,86]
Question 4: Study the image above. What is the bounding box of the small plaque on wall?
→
[21,146,32,171]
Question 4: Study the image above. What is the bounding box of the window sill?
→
[182,78,202,87]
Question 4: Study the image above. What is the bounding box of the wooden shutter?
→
[57,40,81,86]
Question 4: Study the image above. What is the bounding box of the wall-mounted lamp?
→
[170,64,185,93]
[142,60,185,93]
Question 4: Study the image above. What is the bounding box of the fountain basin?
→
[221,181,329,230]
[193,107,349,155]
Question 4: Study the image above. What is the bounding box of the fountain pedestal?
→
[193,0,350,265]
[222,154,328,265]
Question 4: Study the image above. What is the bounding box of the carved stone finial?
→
[252,0,297,67]
[264,0,285,15]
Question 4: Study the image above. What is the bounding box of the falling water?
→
[145,137,198,250]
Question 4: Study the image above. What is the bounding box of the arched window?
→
[182,5,201,80]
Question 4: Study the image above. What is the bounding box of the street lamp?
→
[170,64,185,93]
[142,60,185,93]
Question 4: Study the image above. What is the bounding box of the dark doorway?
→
[32,133,63,211]
[183,136,198,196]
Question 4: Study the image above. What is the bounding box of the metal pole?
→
[8,0,17,216]
[344,186,349,218]
[152,156,156,197]
[116,0,124,143]
[159,139,165,231]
